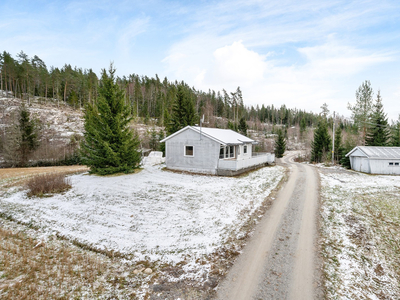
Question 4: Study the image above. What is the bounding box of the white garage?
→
[346,146,400,175]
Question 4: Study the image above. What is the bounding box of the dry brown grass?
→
[26,173,71,197]
[0,165,88,190]
[0,225,142,299]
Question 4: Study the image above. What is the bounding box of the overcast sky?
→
[1,0,400,121]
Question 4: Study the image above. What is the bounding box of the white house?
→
[346,146,400,175]
[160,126,275,175]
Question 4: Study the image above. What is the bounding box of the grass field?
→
[0,164,284,299]
[320,170,400,299]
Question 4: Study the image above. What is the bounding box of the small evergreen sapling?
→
[275,129,286,158]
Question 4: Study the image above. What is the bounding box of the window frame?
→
[184,145,194,157]
[219,146,225,159]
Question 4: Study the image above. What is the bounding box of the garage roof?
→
[346,146,400,159]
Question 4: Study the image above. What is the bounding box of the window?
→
[219,147,224,159]
[395,162,399,166]
[229,146,234,158]
[185,146,194,156]
[244,145,247,154]
[389,162,394,166]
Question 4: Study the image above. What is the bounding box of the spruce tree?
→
[311,120,331,163]
[4,105,40,166]
[167,85,196,135]
[274,129,286,158]
[238,117,248,136]
[300,118,307,137]
[334,126,345,163]
[391,115,400,146]
[340,134,357,168]
[365,91,390,146]
[81,65,141,175]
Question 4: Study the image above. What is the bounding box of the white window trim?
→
[184,145,194,157]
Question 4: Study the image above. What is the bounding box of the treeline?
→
[1,50,322,128]
[310,81,400,165]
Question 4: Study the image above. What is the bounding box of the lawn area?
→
[320,170,400,299]
[0,164,284,298]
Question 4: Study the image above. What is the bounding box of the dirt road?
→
[216,152,320,300]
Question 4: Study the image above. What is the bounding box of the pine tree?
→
[311,120,331,163]
[348,80,374,145]
[274,129,286,158]
[365,91,390,146]
[4,105,40,166]
[300,118,307,136]
[167,85,196,135]
[391,115,400,146]
[238,117,248,136]
[81,65,141,175]
[227,120,238,132]
[149,128,158,151]
[158,130,166,156]
[340,134,357,168]
[19,105,40,165]
[334,126,345,163]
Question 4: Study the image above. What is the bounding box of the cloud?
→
[298,41,393,78]
[163,38,395,117]
[205,41,266,86]
[118,17,150,54]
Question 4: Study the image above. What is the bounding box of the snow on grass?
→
[0,165,284,281]
[320,171,400,299]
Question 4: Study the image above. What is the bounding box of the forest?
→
[1,50,400,168]
[0,50,322,128]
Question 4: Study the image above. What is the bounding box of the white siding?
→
[370,159,400,175]
[165,129,220,174]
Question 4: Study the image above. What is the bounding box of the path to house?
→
[215,151,321,300]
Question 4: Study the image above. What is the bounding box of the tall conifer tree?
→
[348,80,374,145]
[391,115,400,146]
[81,65,141,175]
[311,120,331,163]
[365,91,390,146]
[167,85,196,135]
[275,129,286,158]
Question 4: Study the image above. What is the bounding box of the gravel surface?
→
[215,152,321,300]
[255,164,307,299]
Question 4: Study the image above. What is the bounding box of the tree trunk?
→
[64,81,68,104]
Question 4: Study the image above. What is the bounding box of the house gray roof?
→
[160,126,257,145]
[346,146,400,159]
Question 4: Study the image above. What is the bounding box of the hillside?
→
[0,91,310,167]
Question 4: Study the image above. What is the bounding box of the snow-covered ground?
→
[320,170,400,299]
[1,164,284,282]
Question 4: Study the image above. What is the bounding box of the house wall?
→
[350,155,400,174]
[165,129,220,174]
[369,159,400,175]
[236,143,252,160]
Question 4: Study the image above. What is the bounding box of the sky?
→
[1,0,400,121]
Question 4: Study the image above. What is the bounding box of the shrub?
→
[27,173,71,197]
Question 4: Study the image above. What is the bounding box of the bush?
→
[27,173,71,197]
